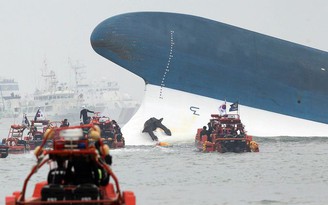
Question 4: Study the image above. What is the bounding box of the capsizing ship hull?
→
[90,12,328,144]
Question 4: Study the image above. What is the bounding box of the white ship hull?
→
[123,85,328,145]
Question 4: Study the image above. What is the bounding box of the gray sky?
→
[1,0,327,101]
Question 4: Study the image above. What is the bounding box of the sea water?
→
[1,121,328,205]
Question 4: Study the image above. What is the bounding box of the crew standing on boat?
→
[60,119,70,127]
[80,105,94,124]
[111,120,123,141]
[22,113,30,127]
[21,113,30,132]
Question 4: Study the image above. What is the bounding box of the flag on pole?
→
[219,103,226,115]
[229,101,239,112]
[34,108,44,121]
[22,113,30,127]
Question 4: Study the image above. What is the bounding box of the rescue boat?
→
[90,112,125,149]
[2,124,29,154]
[5,123,135,205]
[26,119,53,150]
[195,114,259,153]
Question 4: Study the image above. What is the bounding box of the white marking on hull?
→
[122,85,328,145]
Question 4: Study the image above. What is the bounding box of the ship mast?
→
[40,59,58,93]
[68,59,85,89]
[68,59,87,106]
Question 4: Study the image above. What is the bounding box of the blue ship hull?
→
[90,12,328,125]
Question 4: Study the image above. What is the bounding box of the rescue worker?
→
[65,125,112,186]
[200,126,208,141]
[207,122,214,141]
[112,120,123,142]
[80,105,94,124]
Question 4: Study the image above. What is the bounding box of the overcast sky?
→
[0,0,327,101]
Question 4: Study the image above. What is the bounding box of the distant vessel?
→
[0,77,21,118]
[2,124,29,154]
[72,63,139,124]
[19,62,78,123]
[91,12,328,144]
[19,61,140,124]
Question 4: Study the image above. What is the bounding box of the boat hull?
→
[8,145,27,154]
[195,136,252,153]
[90,12,328,138]
[27,140,52,150]
[122,85,328,145]
[102,139,125,149]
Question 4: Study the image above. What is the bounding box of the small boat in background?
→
[18,61,140,125]
[0,77,21,119]
[26,119,55,150]
[195,114,259,153]
[90,112,125,149]
[2,124,29,154]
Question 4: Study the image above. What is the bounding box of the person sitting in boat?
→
[200,126,207,141]
[207,122,214,141]
[231,126,237,136]
[60,119,70,127]
[6,137,18,146]
[65,155,100,186]
[80,105,94,124]
[28,126,39,140]
[47,157,68,185]
[236,123,245,135]
[101,122,114,140]
[65,126,112,186]
[92,126,112,185]
[112,120,123,142]
[94,140,112,185]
